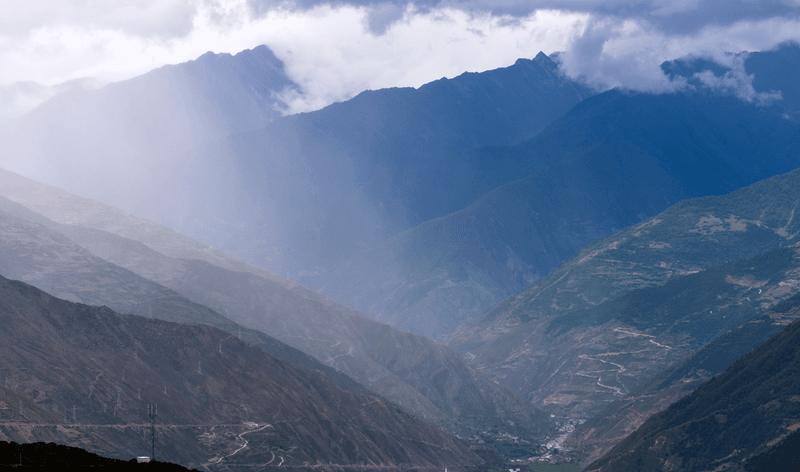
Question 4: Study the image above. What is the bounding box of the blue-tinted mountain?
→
[447,165,800,426]
[744,428,800,471]
[152,51,592,276]
[0,49,595,341]
[164,43,800,341]
[369,42,800,338]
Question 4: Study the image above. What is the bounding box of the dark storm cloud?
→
[246,0,800,36]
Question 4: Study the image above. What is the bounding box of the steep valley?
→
[448,167,800,436]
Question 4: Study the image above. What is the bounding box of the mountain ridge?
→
[584,309,800,471]
[446,165,800,424]
[0,274,483,471]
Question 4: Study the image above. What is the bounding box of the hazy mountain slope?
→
[0,275,483,471]
[447,166,800,421]
[0,45,296,209]
[570,272,800,465]
[0,168,553,442]
[0,167,291,286]
[584,315,800,472]
[0,198,370,397]
[143,52,592,292]
[333,43,800,339]
[384,86,800,337]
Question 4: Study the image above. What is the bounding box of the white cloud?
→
[690,52,783,105]
[0,0,198,38]
[0,2,587,117]
[555,14,800,94]
[259,6,588,114]
[0,0,799,120]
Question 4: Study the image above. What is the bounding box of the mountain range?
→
[447,163,800,419]
[0,166,553,445]
[3,38,800,469]
[0,47,596,342]
[5,43,800,344]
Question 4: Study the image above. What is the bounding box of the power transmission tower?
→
[148,403,157,461]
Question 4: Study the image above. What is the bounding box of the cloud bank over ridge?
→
[1,0,799,119]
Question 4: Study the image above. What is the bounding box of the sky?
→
[1,0,800,120]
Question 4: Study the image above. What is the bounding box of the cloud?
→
[242,0,800,36]
[556,16,689,93]
[363,3,407,34]
[1,0,799,120]
[554,13,800,95]
[259,6,588,114]
[687,51,783,104]
[0,0,199,39]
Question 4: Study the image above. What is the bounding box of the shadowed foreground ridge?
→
[0,274,482,472]
[0,441,194,470]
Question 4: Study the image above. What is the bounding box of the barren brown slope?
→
[0,274,483,472]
